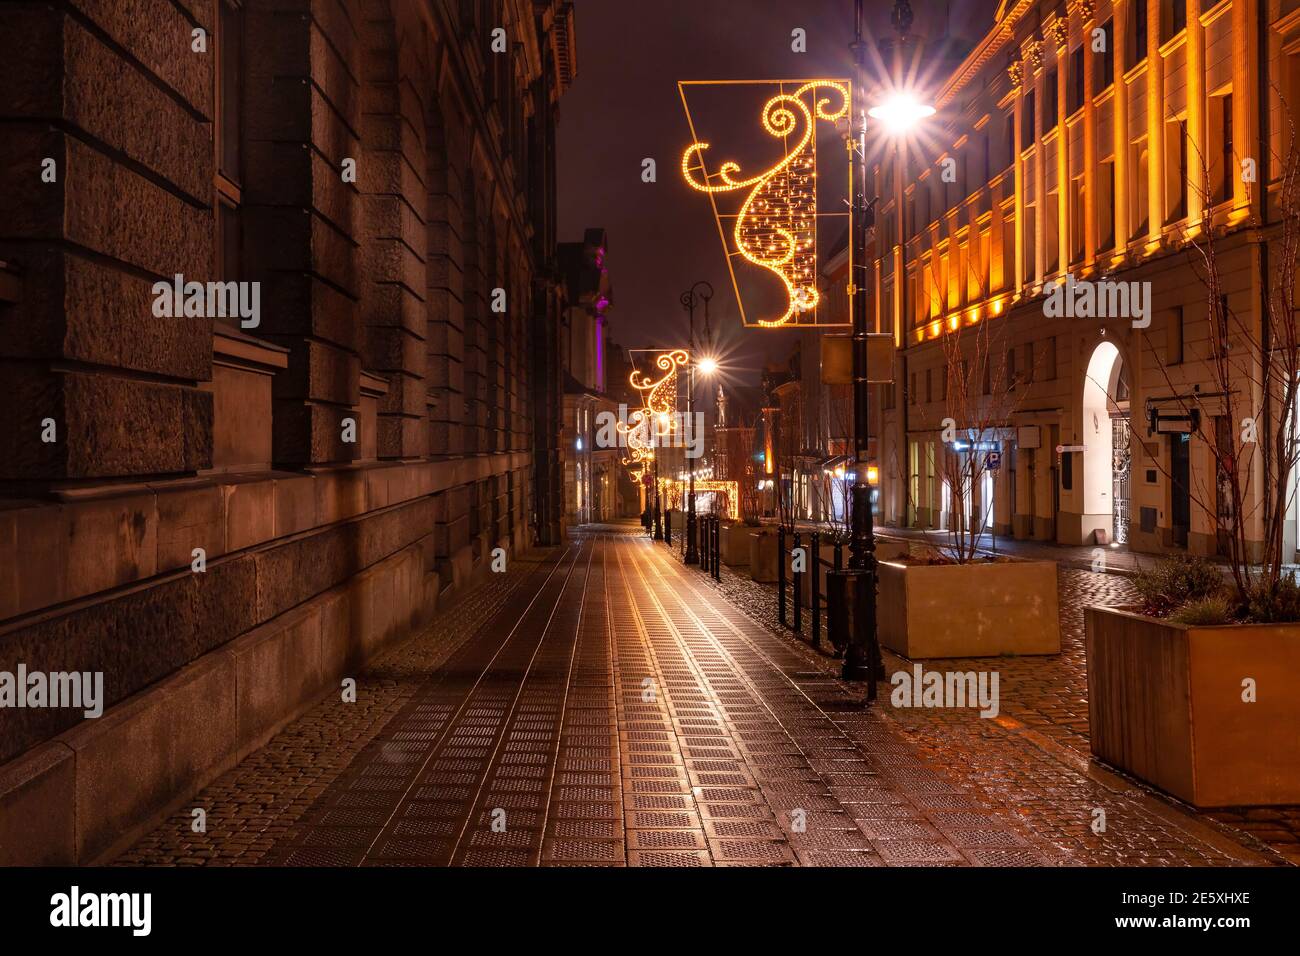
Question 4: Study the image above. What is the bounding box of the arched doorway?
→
[1081,341,1131,545]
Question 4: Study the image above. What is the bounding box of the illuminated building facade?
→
[871,0,1300,557]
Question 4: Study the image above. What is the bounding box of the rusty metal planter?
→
[1086,605,1300,807]
[878,559,1061,658]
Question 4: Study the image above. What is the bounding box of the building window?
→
[1046,191,1059,272]
[999,206,1015,290]
[1005,111,1016,167]
[1165,119,1188,222]
[1069,47,1085,114]
[1168,307,1184,364]
[1098,160,1116,251]
[978,225,991,297]
[1023,202,1036,279]
[1097,19,1114,92]
[1023,89,1036,145]
[1219,93,1234,205]
[1070,176,1086,262]
[909,372,917,405]
[1131,0,1148,67]
[983,132,991,184]
[1131,141,1150,238]
[1168,0,1187,40]
[1044,69,1059,131]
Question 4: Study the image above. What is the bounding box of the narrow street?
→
[115,527,1281,868]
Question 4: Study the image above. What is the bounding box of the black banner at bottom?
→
[0,864,1290,943]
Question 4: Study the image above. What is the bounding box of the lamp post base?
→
[684,512,699,564]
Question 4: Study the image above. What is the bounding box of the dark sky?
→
[556,0,999,386]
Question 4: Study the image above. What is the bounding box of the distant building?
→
[559,229,638,525]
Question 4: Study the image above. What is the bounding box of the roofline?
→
[935,0,1036,110]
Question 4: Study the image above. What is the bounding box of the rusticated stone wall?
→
[0,0,572,861]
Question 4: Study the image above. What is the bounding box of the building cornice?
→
[937,0,1036,109]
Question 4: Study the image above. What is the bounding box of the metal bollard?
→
[793,532,803,634]
[810,531,821,648]
[713,519,721,581]
[709,516,716,575]
[701,517,710,574]
[777,525,787,628]
[712,515,722,574]
[665,510,671,546]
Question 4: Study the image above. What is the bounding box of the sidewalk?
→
[116,532,1054,866]
[875,527,1146,575]
[657,526,1297,866]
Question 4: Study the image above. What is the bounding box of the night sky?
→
[556,0,999,386]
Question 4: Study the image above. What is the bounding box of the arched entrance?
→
[1081,341,1131,545]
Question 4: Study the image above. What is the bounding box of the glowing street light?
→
[867,93,935,135]
[698,356,719,376]
[839,0,934,694]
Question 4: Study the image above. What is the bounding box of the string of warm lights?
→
[659,478,740,520]
[681,80,848,328]
[630,349,689,437]
[618,407,655,479]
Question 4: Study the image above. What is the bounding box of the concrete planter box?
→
[720,523,756,567]
[878,559,1060,658]
[749,531,779,582]
[1086,605,1300,807]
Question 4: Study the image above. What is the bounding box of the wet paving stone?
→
[114,527,1290,867]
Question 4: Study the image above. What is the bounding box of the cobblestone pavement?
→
[116,530,1114,867]
[679,526,1297,866]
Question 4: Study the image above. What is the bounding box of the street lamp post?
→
[842,0,930,687]
[680,281,712,565]
[653,453,663,540]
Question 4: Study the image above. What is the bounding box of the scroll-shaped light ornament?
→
[619,407,656,478]
[681,81,849,327]
[630,349,689,437]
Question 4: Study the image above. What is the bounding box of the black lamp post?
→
[680,281,712,565]
[842,0,928,686]
[653,453,663,540]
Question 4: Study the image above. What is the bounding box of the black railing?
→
[774,527,850,653]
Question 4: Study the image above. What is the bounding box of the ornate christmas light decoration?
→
[679,80,851,328]
[618,407,656,480]
[630,349,689,437]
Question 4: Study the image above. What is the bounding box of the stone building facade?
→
[870,0,1300,558]
[0,0,575,863]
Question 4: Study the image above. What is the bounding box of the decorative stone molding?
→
[1048,17,1070,48]
[1070,0,1096,22]
[1007,58,1025,89]
[1024,38,1044,69]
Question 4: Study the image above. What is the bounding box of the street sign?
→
[820,334,896,384]
[1056,444,1086,453]
[984,451,1001,472]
